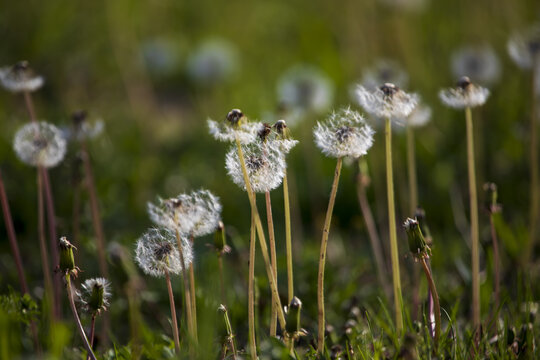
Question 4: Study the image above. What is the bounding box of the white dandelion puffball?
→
[451,45,501,85]
[361,59,409,91]
[356,83,419,119]
[187,190,222,237]
[13,122,67,168]
[439,76,490,109]
[226,141,286,193]
[313,108,375,159]
[277,65,334,115]
[208,119,260,144]
[0,61,44,93]
[147,197,191,233]
[507,24,540,70]
[78,277,112,315]
[135,228,192,277]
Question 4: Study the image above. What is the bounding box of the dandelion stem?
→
[221,305,238,360]
[527,61,539,263]
[356,158,388,297]
[265,191,278,337]
[65,273,97,360]
[489,210,501,314]
[248,211,257,359]
[317,157,343,353]
[23,91,37,123]
[234,138,286,329]
[0,168,29,295]
[420,257,441,345]
[406,125,418,214]
[385,117,403,332]
[174,229,194,346]
[188,234,198,343]
[283,170,294,303]
[466,106,480,330]
[164,269,181,354]
[86,314,96,360]
[218,255,226,305]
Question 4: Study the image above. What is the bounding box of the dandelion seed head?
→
[356,83,419,119]
[451,45,501,85]
[226,141,286,193]
[361,60,409,91]
[147,197,194,234]
[507,24,540,70]
[186,189,222,238]
[439,76,490,109]
[187,39,238,86]
[313,108,375,159]
[277,65,334,117]
[13,122,67,168]
[208,109,260,144]
[135,228,192,277]
[78,277,111,315]
[0,61,44,93]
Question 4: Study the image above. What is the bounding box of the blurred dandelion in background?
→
[507,24,540,70]
[140,37,183,77]
[186,38,239,86]
[0,61,44,93]
[13,122,67,168]
[451,45,501,85]
[361,59,409,91]
[439,76,490,109]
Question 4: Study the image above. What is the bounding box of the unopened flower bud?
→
[59,236,77,274]
[214,221,227,253]
[286,296,302,336]
[483,182,501,214]
[273,119,292,139]
[226,109,244,126]
[403,218,429,258]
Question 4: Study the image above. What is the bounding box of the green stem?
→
[528,62,538,263]
[489,214,501,313]
[65,273,97,360]
[248,211,257,359]
[164,269,181,354]
[218,255,226,306]
[283,170,294,303]
[317,157,343,353]
[174,230,194,347]
[222,306,238,360]
[466,106,480,329]
[235,138,286,329]
[188,234,198,343]
[420,258,441,345]
[385,117,403,332]
[265,191,278,337]
[406,125,418,215]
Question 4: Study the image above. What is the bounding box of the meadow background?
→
[1,0,540,358]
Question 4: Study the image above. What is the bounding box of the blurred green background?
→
[1,0,539,357]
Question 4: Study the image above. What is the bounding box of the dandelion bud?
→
[257,123,272,142]
[484,182,501,214]
[273,119,291,139]
[285,296,302,336]
[0,61,44,93]
[226,109,244,126]
[79,278,111,315]
[403,218,429,258]
[414,207,432,245]
[214,221,227,253]
[59,236,77,274]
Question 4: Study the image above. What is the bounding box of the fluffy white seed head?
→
[507,24,540,70]
[313,108,375,159]
[208,119,260,144]
[439,76,490,109]
[356,83,419,119]
[13,122,67,168]
[361,59,409,91]
[277,65,334,116]
[226,141,286,193]
[0,61,44,93]
[451,45,501,85]
[78,277,112,315]
[135,228,192,277]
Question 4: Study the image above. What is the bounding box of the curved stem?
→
[188,234,198,343]
[248,211,257,359]
[164,269,181,354]
[86,315,96,360]
[385,117,403,332]
[283,170,294,304]
[265,191,278,337]
[420,258,441,345]
[466,107,480,329]
[406,125,418,215]
[317,157,343,353]
[65,273,97,360]
[235,138,286,329]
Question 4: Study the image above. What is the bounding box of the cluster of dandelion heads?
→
[187,39,238,86]
[13,121,67,168]
[259,121,299,155]
[313,108,375,159]
[226,140,286,193]
[439,76,490,109]
[360,59,409,91]
[356,83,419,119]
[507,24,540,70]
[277,65,334,116]
[0,61,44,93]
[451,45,501,85]
[135,228,192,277]
[78,277,111,315]
[208,109,261,144]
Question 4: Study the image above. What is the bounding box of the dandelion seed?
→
[13,121,67,168]
[507,24,540,70]
[361,59,409,91]
[78,277,111,315]
[277,65,334,118]
[451,45,501,85]
[208,109,260,144]
[356,83,419,119]
[135,228,192,277]
[0,61,44,93]
[187,39,238,85]
[313,108,375,159]
[439,76,490,109]
[226,140,286,193]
